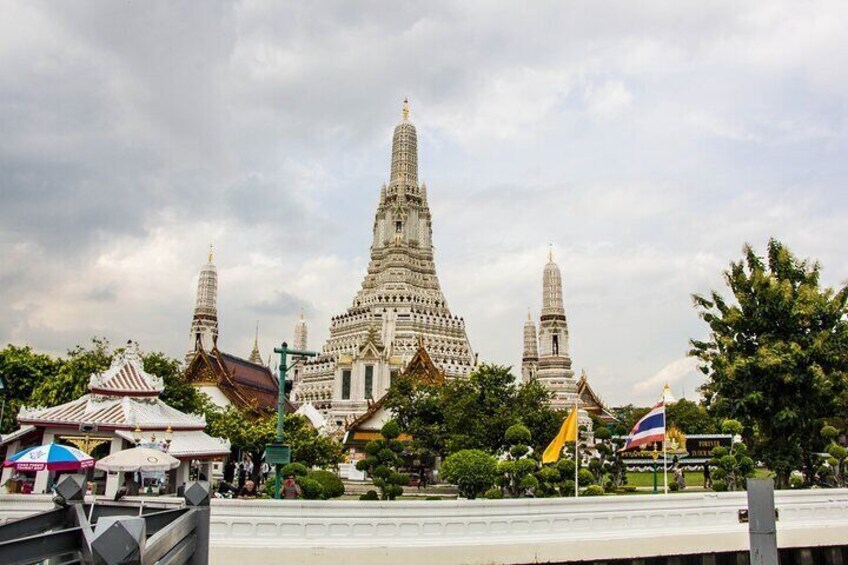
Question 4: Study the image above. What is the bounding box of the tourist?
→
[281,475,301,500]
[237,480,258,499]
[236,460,246,489]
[703,463,712,489]
[675,466,686,490]
[223,458,236,484]
[114,473,140,501]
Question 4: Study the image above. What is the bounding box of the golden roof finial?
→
[402,98,410,121]
[548,243,554,263]
[527,309,532,321]
[208,243,214,263]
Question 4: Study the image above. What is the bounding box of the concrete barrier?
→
[4,489,848,565]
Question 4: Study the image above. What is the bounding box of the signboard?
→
[620,434,733,467]
[265,443,291,465]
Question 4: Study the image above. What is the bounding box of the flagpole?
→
[662,403,668,495]
[574,399,579,498]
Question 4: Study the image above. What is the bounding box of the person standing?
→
[703,463,712,489]
[281,475,301,500]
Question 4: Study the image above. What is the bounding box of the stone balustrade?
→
[3,489,847,564]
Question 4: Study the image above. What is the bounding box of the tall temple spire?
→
[521,309,539,383]
[248,321,262,364]
[535,246,576,409]
[298,100,475,423]
[186,248,219,363]
[294,310,308,352]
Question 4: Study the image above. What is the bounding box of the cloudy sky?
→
[1,1,846,406]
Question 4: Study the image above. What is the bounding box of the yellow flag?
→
[542,406,578,464]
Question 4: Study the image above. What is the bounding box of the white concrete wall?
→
[2,490,847,565]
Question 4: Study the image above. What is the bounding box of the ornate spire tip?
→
[402,98,410,121]
[208,243,214,263]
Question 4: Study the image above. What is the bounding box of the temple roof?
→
[577,371,618,423]
[185,348,296,414]
[18,394,206,430]
[88,342,163,397]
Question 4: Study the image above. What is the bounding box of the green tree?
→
[143,352,203,415]
[611,405,650,437]
[708,420,755,491]
[355,420,409,500]
[495,424,538,497]
[441,449,498,499]
[691,240,848,486]
[666,399,718,434]
[29,338,112,408]
[816,425,847,488]
[0,345,62,434]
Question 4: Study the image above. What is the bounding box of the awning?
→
[115,430,230,459]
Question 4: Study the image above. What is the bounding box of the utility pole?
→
[267,341,316,499]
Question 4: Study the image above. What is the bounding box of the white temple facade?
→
[296,100,476,427]
[523,249,579,410]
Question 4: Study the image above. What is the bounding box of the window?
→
[395,221,402,233]
[342,370,351,400]
[365,365,374,399]
[552,335,559,356]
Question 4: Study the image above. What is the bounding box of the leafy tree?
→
[709,420,755,491]
[29,338,111,408]
[0,344,62,434]
[354,420,409,500]
[387,363,558,458]
[441,449,498,499]
[666,399,718,434]
[143,352,203,415]
[610,405,650,437]
[590,426,627,491]
[816,425,847,488]
[495,424,537,497]
[691,240,848,487]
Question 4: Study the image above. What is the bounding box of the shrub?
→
[712,480,728,492]
[560,479,576,497]
[425,496,442,501]
[556,458,575,476]
[308,470,344,499]
[789,471,805,489]
[282,462,308,477]
[483,487,504,499]
[668,481,680,492]
[594,427,612,441]
[582,485,605,496]
[504,424,532,446]
[577,468,594,487]
[441,449,498,499]
[360,490,379,501]
[297,477,324,500]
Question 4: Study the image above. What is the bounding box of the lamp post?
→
[268,341,316,499]
[651,443,660,494]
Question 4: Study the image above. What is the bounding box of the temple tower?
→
[186,246,218,363]
[534,247,577,409]
[248,322,262,365]
[294,311,308,351]
[521,312,539,382]
[298,100,475,427]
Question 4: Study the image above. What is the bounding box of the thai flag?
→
[622,402,665,451]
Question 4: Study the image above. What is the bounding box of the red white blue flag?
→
[622,402,666,451]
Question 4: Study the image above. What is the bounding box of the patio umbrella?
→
[4,443,95,472]
[95,447,180,473]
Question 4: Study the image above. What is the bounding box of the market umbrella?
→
[95,447,180,473]
[4,443,95,472]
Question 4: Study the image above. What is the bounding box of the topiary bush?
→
[668,480,680,492]
[483,487,504,499]
[297,477,324,500]
[355,420,409,500]
[360,489,379,501]
[282,462,308,477]
[582,484,605,496]
[441,449,498,499]
[308,470,344,499]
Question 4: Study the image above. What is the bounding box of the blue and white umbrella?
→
[4,443,95,472]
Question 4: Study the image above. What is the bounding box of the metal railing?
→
[0,475,210,565]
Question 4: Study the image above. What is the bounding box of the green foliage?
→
[582,484,605,496]
[483,487,504,499]
[282,463,308,477]
[360,490,379,501]
[593,427,612,441]
[143,352,203,415]
[669,481,680,492]
[505,424,532,445]
[666,399,718,434]
[0,344,62,434]
[577,468,595,487]
[356,420,408,500]
[817,424,848,488]
[691,239,848,487]
[707,421,756,491]
[441,449,498,499]
[821,426,839,440]
[30,338,112,407]
[308,470,345,499]
[385,364,559,460]
[610,405,651,436]
[298,477,324,500]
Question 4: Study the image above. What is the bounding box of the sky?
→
[1,1,846,406]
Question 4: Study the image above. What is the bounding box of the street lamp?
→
[267,341,317,499]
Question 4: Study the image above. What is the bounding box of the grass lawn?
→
[626,468,772,489]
